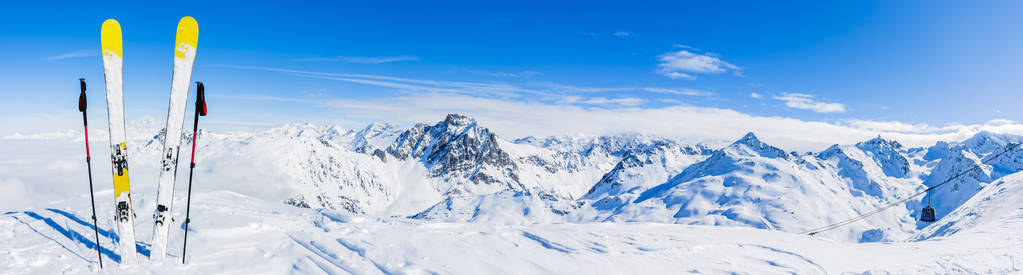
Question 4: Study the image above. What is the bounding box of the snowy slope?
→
[603,133,923,242]
[409,189,581,224]
[3,188,1022,274]
[205,123,438,215]
[816,136,927,206]
[5,115,1023,273]
[919,131,1023,221]
[392,115,713,222]
[572,140,710,222]
[6,116,1018,233]
[915,171,1023,240]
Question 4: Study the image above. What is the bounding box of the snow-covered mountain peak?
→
[388,114,496,159]
[924,141,953,161]
[961,130,1022,155]
[924,131,1020,161]
[734,132,761,146]
[513,136,539,145]
[357,122,394,135]
[270,122,322,137]
[853,135,910,178]
[352,122,400,153]
[860,135,903,150]
[269,123,355,141]
[387,114,519,195]
[320,124,351,137]
[442,113,476,128]
[725,132,789,159]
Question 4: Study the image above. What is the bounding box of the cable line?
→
[804,142,1020,236]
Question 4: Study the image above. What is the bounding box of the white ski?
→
[151,16,199,261]
[101,18,139,265]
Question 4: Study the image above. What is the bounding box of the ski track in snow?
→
[521,231,576,254]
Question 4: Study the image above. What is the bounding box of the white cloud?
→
[662,72,696,80]
[15,85,1023,154]
[657,49,739,80]
[219,65,547,98]
[749,92,763,99]
[581,97,643,106]
[43,50,97,61]
[772,93,846,113]
[659,98,688,105]
[314,93,1023,152]
[214,65,1023,152]
[218,65,713,101]
[558,95,583,104]
[673,44,700,51]
[477,70,542,78]
[642,87,713,97]
[298,56,420,64]
[613,31,632,37]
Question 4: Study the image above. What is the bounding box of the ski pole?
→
[182,81,207,264]
[78,78,103,269]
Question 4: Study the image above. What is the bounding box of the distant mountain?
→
[410,189,581,224]
[854,136,911,178]
[572,140,710,222]
[400,115,712,222]
[817,136,918,200]
[352,122,401,154]
[915,170,1023,240]
[595,133,922,242]
[919,131,1023,222]
[388,114,522,195]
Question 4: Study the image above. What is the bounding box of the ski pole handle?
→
[196,82,207,116]
[78,78,87,112]
[79,78,90,157]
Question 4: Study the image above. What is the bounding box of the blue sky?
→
[3,1,1023,150]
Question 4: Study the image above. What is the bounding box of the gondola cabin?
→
[920,205,937,222]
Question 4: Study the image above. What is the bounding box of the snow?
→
[3,189,1022,273]
[3,115,1023,273]
[915,171,1023,240]
[920,132,1023,222]
[592,133,923,242]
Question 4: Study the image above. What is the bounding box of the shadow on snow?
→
[9,210,153,263]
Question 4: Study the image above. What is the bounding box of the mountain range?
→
[33,113,1023,243]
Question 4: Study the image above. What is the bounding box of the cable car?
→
[920,205,936,222]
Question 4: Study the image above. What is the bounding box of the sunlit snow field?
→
[2,123,1022,274]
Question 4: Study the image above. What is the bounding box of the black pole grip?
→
[78,78,87,112]
[196,81,207,116]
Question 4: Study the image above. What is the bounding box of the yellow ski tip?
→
[101,19,122,58]
[179,16,197,26]
[174,16,199,59]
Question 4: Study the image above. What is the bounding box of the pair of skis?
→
[80,16,204,266]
